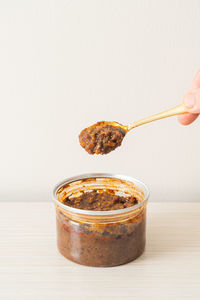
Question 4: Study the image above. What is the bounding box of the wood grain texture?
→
[0,202,199,300]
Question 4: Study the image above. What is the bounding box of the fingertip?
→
[178,114,190,125]
[178,113,199,125]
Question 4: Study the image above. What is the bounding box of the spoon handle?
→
[127,104,187,131]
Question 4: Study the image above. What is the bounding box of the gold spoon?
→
[79,104,187,155]
[110,104,187,133]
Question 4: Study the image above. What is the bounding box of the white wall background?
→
[0,0,199,202]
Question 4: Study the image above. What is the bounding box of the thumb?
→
[183,89,200,114]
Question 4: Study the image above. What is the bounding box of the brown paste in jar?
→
[56,207,146,267]
[63,190,138,211]
[56,182,146,267]
[79,122,126,155]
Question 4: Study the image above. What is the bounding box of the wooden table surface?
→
[0,202,200,300]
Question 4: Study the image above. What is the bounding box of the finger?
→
[183,89,200,114]
[190,70,200,90]
[178,113,199,125]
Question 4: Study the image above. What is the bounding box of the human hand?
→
[178,70,200,125]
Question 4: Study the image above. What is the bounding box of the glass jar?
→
[53,173,149,267]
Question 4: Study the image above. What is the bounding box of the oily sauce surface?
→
[63,189,138,211]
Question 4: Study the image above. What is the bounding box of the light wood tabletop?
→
[0,202,200,300]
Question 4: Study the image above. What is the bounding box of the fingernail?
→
[184,94,196,108]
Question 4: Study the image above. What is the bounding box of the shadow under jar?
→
[53,174,149,267]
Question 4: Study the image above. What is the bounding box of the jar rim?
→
[52,173,150,216]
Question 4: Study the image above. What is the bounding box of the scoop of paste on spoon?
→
[79,121,126,155]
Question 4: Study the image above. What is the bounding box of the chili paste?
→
[63,190,138,211]
[79,122,126,155]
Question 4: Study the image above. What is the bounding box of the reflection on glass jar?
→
[53,174,149,267]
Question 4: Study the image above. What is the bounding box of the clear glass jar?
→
[53,173,149,267]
